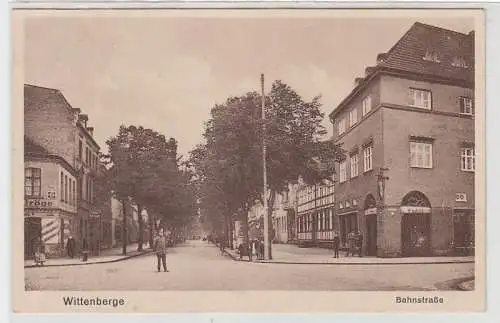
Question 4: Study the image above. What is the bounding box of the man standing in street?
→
[154,228,169,272]
[332,231,340,258]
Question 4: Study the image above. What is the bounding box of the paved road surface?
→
[25,240,474,291]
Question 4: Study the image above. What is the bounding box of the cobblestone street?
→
[25,240,474,291]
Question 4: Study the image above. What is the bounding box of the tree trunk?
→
[148,213,154,248]
[137,203,143,251]
[228,213,234,249]
[122,199,127,256]
[242,204,250,244]
[266,190,276,260]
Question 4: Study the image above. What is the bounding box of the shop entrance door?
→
[401,213,431,256]
[24,217,41,259]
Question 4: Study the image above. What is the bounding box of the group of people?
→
[332,230,364,258]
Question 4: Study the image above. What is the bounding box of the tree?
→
[190,80,345,258]
[105,125,183,253]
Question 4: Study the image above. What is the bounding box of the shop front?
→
[364,194,378,256]
[453,208,475,255]
[400,191,432,257]
[339,211,358,248]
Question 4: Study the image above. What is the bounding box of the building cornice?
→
[24,153,77,176]
[329,67,474,121]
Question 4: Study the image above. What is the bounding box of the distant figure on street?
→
[66,235,76,258]
[81,238,89,262]
[154,228,169,272]
[356,231,363,257]
[332,231,340,258]
[33,237,46,266]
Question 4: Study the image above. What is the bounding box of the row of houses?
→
[250,22,476,258]
[24,84,146,259]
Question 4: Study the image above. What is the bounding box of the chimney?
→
[86,127,94,137]
[365,66,376,77]
[354,77,364,87]
[78,114,88,127]
[376,53,388,65]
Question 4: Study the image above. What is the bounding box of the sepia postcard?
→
[11,7,485,313]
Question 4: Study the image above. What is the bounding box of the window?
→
[459,97,474,115]
[339,160,347,183]
[423,50,440,63]
[338,119,346,135]
[362,96,372,116]
[78,140,83,161]
[60,172,64,201]
[410,141,433,168]
[64,175,68,203]
[461,147,475,171]
[68,180,72,205]
[85,147,89,165]
[24,168,41,196]
[409,88,432,110]
[350,154,359,178]
[349,109,358,127]
[363,146,373,172]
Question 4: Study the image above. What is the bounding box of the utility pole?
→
[261,73,271,260]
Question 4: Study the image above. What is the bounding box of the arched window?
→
[401,191,431,207]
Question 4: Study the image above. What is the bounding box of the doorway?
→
[400,191,432,257]
[24,217,41,259]
[365,215,377,256]
[339,213,358,247]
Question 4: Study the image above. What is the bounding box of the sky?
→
[24,13,475,158]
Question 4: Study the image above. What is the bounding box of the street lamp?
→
[377,167,389,212]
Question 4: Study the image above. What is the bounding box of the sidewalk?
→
[24,242,152,268]
[223,243,475,265]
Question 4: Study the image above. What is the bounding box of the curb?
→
[24,250,153,268]
[434,276,475,291]
[222,250,474,265]
[456,278,475,291]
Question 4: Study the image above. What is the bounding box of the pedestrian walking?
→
[332,231,340,258]
[66,235,75,258]
[154,228,169,272]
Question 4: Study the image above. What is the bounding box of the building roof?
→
[24,136,77,175]
[24,136,49,154]
[378,22,474,83]
[24,83,101,150]
[330,22,474,119]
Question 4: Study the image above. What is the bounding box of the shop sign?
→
[364,208,377,216]
[24,198,54,208]
[456,193,467,202]
[89,210,102,218]
[400,206,431,214]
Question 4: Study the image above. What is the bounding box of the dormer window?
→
[452,57,469,68]
[423,50,440,63]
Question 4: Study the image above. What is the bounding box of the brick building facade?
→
[329,22,475,257]
[24,84,109,258]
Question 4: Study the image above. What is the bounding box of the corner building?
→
[24,84,101,255]
[329,23,475,257]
